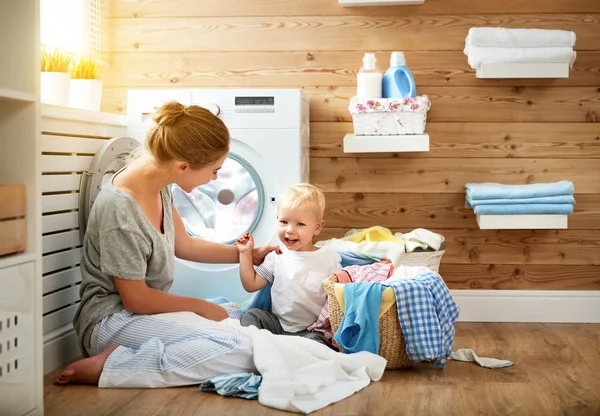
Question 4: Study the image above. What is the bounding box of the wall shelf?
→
[339,0,424,6]
[476,214,568,230]
[476,62,570,79]
[0,88,36,103]
[343,133,429,153]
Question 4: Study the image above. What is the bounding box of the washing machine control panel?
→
[234,96,275,113]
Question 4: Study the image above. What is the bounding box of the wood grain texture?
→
[310,158,600,194]
[323,193,600,230]
[311,122,600,159]
[439,264,600,290]
[319,228,600,265]
[102,86,600,122]
[102,51,600,88]
[109,14,600,52]
[111,0,600,17]
[44,323,600,416]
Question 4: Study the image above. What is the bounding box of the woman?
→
[55,101,279,387]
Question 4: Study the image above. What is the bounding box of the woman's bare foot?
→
[54,345,119,386]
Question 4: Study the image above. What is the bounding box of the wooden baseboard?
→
[43,324,81,375]
[453,290,600,323]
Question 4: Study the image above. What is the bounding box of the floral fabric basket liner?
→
[349,95,431,115]
[349,95,431,135]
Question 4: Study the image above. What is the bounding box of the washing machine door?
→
[172,152,264,245]
[79,136,140,240]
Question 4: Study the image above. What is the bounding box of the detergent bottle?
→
[356,52,383,99]
[382,51,416,99]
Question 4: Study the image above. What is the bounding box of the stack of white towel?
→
[464,27,577,70]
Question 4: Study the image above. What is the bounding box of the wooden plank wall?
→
[103,0,600,291]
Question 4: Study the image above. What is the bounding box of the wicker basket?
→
[324,244,446,369]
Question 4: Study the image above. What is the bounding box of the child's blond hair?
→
[278,183,326,219]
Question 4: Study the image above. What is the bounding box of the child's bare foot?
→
[53,345,119,386]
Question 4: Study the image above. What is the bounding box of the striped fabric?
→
[200,373,262,399]
[90,309,256,388]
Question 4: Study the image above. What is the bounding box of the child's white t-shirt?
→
[255,246,342,333]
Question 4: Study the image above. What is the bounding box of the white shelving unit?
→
[0,1,43,415]
[343,133,429,153]
[476,62,570,79]
[476,214,568,230]
[339,0,425,6]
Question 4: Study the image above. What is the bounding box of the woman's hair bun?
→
[153,101,186,127]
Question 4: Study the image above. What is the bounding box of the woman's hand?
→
[252,244,282,266]
[236,232,255,254]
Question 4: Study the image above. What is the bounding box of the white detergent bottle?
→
[357,53,382,99]
[382,51,416,99]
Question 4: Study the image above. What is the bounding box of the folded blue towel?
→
[200,373,262,399]
[474,203,574,215]
[465,181,574,201]
[466,194,575,208]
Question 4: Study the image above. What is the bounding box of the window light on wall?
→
[40,0,102,60]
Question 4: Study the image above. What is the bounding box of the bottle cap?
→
[390,51,406,67]
[362,53,377,70]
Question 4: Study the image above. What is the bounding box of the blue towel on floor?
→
[200,373,262,399]
[473,203,574,215]
[334,282,386,355]
[466,194,575,208]
[465,181,574,201]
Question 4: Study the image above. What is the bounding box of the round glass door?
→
[172,152,264,244]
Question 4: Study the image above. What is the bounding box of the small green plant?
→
[41,47,72,72]
[70,56,98,80]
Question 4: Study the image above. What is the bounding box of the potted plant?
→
[68,56,102,111]
[41,47,72,106]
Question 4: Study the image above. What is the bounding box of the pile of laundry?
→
[463,27,577,70]
[315,225,445,267]
[465,180,576,215]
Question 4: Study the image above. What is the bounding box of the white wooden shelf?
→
[476,62,570,79]
[0,88,36,103]
[343,133,429,153]
[476,214,568,230]
[339,0,424,5]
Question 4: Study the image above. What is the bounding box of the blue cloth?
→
[384,272,459,367]
[200,373,262,399]
[465,181,574,201]
[333,282,386,355]
[473,203,574,215]
[466,194,575,208]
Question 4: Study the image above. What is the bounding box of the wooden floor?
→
[44,323,600,416]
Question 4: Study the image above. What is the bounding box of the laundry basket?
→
[324,244,446,369]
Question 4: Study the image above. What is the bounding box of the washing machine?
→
[80,89,309,303]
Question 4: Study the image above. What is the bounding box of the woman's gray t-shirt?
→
[73,177,175,356]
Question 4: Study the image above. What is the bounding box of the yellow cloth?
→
[334,284,396,319]
[346,226,404,244]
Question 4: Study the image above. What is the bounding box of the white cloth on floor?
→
[450,348,514,369]
[223,318,386,414]
[465,46,577,69]
[394,228,444,252]
[464,27,576,51]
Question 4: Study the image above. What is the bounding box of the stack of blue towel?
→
[465,180,575,215]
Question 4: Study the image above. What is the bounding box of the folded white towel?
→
[465,27,576,51]
[466,46,577,69]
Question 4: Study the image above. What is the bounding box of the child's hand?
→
[236,232,255,254]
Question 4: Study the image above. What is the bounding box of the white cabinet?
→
[0,0,43,415]
[0,262,37,416]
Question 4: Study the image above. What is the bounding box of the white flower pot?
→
[68,79,103,112]
[40,72,71,106]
